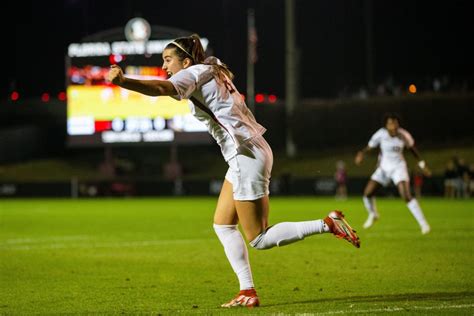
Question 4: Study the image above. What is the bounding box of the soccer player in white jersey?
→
[107,34,360,308]
[355,113,431,234]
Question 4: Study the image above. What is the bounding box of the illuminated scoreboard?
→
[66,22,211,146]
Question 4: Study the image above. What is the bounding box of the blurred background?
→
[2,0,473,198]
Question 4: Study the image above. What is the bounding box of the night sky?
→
[6,0,474,99]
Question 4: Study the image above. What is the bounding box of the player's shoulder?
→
[373,127,387,137]
[397,127,415,145]
[178,64,209,76]
[368,128,386,147]
[188,64,214,81]
[398,127,412,136]
[171,64,213,84]
[189,63,211,70]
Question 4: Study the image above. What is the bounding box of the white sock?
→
[363,196,379,216]
[250,220,328,249]
[213,224,254,290]
[407,199,429,227]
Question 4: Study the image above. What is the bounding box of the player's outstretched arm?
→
[355,146,372,165]
[409,146,432,177]
[106,65,177,97]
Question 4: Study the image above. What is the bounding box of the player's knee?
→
[399,189,412,202]
[364,187,375,197]
[249,232,272,250]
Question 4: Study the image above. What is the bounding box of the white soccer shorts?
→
[225,136,273,201]
[370,164,410,187]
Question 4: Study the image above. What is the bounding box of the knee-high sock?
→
[363,196,379,216]
[250,220,328,250]
[407,198,429,227]
[213,224,254,290]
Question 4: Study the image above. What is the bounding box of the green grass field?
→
[1,197,473,315]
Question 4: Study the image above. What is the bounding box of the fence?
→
[0,175,446,198]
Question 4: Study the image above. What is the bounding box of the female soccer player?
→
[106,34,360,308]
[355,113,431,234]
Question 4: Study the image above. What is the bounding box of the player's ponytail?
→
[204,57,234,83]
[166,34,234,83]
[189,34,205,64]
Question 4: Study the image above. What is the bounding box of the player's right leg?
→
[323,210,360,248]
[362,179,381,228]
[213,180,257,307]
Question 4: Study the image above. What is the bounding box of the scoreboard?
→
[66,35,211,146]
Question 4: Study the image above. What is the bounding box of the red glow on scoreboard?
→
[109,54,125,64]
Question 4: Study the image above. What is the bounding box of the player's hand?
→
[355,151,364,165]
[107,65,125,85]
[421,166,432,177]
[417,160,431,177]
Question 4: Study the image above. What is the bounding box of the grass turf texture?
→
[0,197,473,315]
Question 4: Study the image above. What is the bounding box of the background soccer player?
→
[355,113,431,234]
[106,34,360,308]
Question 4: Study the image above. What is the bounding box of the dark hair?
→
[165,34,234,82]
[383,112,401,126]
[165,34,205,64]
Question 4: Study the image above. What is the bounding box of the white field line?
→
[0,237,209,250]
[170,303,474,315]
[2,235,92,244]
[310,303,474,315]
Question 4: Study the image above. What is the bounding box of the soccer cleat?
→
[221,288,260,308]
[363,213,379,229]
[324,210,361,248]
[421,223,431,235]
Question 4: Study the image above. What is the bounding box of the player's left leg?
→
[221,193,360,308]
[231,136,359,249]
[235,196,360,251]
[397,181,430,234]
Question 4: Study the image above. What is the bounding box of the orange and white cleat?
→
[324,210,361,248]
[221,288,260,308]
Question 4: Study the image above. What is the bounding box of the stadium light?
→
[408,84,417,94]
[58,91,67,101]
[255,93,265,103]
[10,91,19,101]
[268,94,277,103]
[41,92,50,102]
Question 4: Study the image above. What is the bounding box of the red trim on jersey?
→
[189,96,232,137]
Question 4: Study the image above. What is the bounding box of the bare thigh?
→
[397,181,412,202]
[364,179,381,197]
[213,179,270,242]
[235,196,269,242]
[213,180,239,225]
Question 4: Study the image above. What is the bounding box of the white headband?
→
[171,41,193,60]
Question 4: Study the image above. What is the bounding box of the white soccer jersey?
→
[368,127,414,170]
[168,59,266,161]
